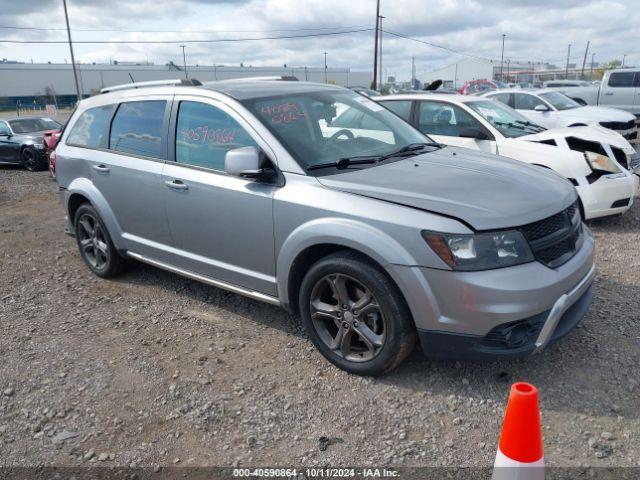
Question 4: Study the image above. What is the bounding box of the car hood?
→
[317,146,576,231]
[12,131,47,144]
[520,125,634,151]
[556,106,636,123]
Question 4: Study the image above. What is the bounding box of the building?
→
[418,58,496,90]
[0,62,372,110]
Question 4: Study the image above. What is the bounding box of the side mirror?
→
[534,104,550,112]
[459,127,489,140]
[0,130,11,137]
[225,146,271,180]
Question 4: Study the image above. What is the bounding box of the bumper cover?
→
[417,264,595,360]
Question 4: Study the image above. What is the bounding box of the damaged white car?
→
[376,93,639,219]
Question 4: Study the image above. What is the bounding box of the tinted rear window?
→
[109,101,166,158]
[67,105,115,148]
[608,72,636,87]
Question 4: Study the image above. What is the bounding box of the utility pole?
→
[580,40,590,80]
[590,53,595,80]
[622,54,627,67]
[500,34,506,81]
[411,56,416,90]
[565,44,571,79]
[324,52,328,83]
[180,45,188,79]
[379,15,385,90]
[62,0,82,103]
[506,59,511,83]
[372,0,380,90]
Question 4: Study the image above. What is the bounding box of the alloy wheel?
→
[309,273,386,362]
[77,213,109,270]
[23,149,37,171]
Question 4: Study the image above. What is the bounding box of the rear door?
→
[67,97,175,262]
[161,96,278,296]
[600,71,637,112]
[415,100,497,153]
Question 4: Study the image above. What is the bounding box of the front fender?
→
[65,177,124,250]
[276,217,420,311]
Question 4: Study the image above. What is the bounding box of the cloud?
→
[0,0,638,79]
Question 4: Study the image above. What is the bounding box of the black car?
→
[0,116,62,171]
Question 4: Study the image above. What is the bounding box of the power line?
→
[381,29,494,62]
[0,27,373,44]
[0,24,370,34]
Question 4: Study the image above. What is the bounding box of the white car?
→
[482,89,638,141]
[375,93,639,220]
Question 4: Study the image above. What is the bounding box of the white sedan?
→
[482,89,638,141]
[375,93,639,220]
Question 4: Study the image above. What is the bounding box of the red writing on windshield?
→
[181,126,237,144]
[261,103,307,124]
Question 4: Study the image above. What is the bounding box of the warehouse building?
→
[0,62,372,111]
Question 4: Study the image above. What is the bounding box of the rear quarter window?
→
[66,105,116,149]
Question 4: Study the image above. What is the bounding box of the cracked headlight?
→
[422,230,534,271]
[584,151,621,174]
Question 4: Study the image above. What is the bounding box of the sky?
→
[0,0,638,81]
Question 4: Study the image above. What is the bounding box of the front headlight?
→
[32,143,45,150]
[422,230,534,271]
[584,151,621,174]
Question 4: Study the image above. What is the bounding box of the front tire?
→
[298,251,416,376]
[22,147,47,172]
[74,203,126,278]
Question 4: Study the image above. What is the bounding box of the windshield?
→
[8,117,62,134]
[466,100,545,138]
[242,90,430,173]
[539,91,580,110]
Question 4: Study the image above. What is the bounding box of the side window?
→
[109,101,166,159]
[490,93,511,106]
[381,101,412,122]
[66,105,115,148]
[0,121,9,134]
[514,94,546,110]
[608,72,635,88]
[418,102,481,137]
[175,101,259,171]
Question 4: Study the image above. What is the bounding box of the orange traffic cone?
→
[492,382,544,480]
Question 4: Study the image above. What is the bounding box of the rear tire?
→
[298,251,416,376]
[22,147,47,172]
[73,203,126,278]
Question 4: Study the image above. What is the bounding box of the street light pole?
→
[500,34,506,81]
[324,52,328,83]
[379,15,385,90]
[62,0,82,102]
[622,54,627,68]
[372,0,380,90]
[590,53,595,80]
[180,45,188,79]
[565,44,571,78]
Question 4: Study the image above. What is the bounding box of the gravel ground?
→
[1,167,640,472]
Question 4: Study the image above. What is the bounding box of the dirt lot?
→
[1,167,640,472]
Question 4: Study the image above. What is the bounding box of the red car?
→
[43,129,62,177]
[458,79,498,95]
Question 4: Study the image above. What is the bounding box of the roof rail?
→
[100,78,202,94]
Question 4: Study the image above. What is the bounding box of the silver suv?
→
[55,80,596,375]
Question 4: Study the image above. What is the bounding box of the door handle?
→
[164,179,188,191]
[604,92,614,96]
[92,164,110,173]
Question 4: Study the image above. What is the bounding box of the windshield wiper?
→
[493,120,544,133]
[307,142,442,171]
[514,120,546,131]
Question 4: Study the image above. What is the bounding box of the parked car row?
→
[46,78,607,376]
[376,93,639,220]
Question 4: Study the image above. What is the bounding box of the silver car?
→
[55,80,595,375]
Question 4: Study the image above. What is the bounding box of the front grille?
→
[600,119,636,131]
[612,147,629,170]
[519,202,582,268]
[630,151,640,171]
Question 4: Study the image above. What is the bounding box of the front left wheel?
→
[298,251,416,376]
[22,147,47,172]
